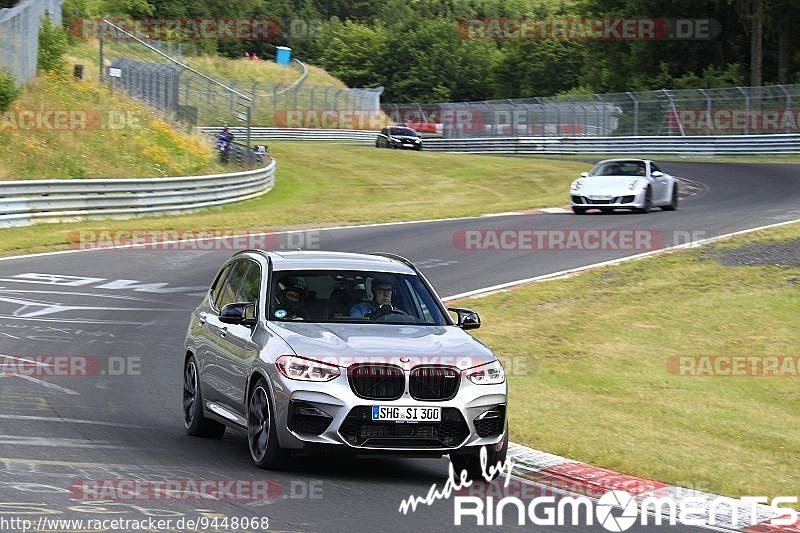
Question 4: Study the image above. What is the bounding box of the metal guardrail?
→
[202,126,376,143]
[203,127,800,155]
[0,160,276,228]
[0,0,63,85]
[422,134,800,155]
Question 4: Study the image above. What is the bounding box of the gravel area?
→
[716,239,800,267]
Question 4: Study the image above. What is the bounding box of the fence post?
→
[777,84,791,133]
[737,86,750,135]
[626,92,639,136]
[661,89,685,136]
[700,89,712,135]
[99,23,104,81]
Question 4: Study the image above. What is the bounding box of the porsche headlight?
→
[276,355,340,382]
[629,179,644,190]
[571,180,583,191]
[465,360,505,385]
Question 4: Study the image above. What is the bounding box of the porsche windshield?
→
[389,127,418,137]
[590,161,647,177]
[269,270,448,325]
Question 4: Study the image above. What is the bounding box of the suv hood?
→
[268,322,495,369]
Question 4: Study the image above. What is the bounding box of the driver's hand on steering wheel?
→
[366,304,406,319]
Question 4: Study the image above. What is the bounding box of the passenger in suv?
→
[182,251,507,478]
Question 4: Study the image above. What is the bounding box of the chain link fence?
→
[387,84,800,138]
[0,0,63,85]
[96,22,382,130]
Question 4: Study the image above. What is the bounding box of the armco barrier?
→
[422,134,800,155]
[202,127,376,144]
[0,160,276,228]
[201,127,800,156]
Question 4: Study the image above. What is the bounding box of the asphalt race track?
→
[0,160,798,532]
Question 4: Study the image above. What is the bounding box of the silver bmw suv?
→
[183,250,508,474]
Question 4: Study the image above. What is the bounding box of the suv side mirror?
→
[220,302,256,327]
[448,307,481,330]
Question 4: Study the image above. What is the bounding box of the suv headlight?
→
[465,360,505,385]
[276,355,340,382]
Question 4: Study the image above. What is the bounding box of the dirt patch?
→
[715,239,800,267]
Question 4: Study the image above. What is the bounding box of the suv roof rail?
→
[233,249,274,260]
[371,252,414,269]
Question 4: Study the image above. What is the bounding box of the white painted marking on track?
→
[0,355,53,367]
[0,435,122,448]
[0,414,150,429]
[0,210,563,262]
[0,374,80,395]
[443,218,800,301]
[538,207,572,213]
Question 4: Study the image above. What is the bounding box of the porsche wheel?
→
[637,187,652,214]
[662,184,679,211]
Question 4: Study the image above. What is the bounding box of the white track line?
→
[0,354,53,367]
[0,212,542,262]
[443,217,800,301]
[0,374,80,395]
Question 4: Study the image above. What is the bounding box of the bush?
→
[38,16,69,73]
[0,68,21,112]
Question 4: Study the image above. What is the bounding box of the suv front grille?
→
[339,406,469,448]
[409,366,460,401]
[348,364,404,400]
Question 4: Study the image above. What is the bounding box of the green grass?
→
[66,38,359,126]
[0,72,223,179]
[0,142,583,255]
[451,222,800,500]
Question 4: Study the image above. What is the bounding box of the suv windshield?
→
[269,270,448,325]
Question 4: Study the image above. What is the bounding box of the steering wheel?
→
[366,304,408,320]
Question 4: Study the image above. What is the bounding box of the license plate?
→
[371,405,441,423]
[591,195,612,200]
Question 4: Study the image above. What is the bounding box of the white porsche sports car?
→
[570,159,679,214]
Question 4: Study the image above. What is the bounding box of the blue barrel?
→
[276,46,292,65]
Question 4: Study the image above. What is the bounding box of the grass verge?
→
[453,222,800,501]
[0,72,223,179]
[0,142,583,255]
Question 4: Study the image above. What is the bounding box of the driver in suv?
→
[348,277,401,318]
